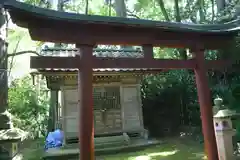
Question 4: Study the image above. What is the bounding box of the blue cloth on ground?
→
[44,129,64,150]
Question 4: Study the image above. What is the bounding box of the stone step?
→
[43,138,163,160]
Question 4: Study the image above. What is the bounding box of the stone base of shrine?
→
[42,138,162,160]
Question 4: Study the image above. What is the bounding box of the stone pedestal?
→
[0,128,27,160]
[214,109,236,160]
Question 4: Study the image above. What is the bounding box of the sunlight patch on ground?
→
[190,153,207,160]
[134,156,151,160]
[13,154,23,160]
[129,150,178,160]
[148,150,178,157]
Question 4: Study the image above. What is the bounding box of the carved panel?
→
[63,86,122,137]
[93,86,122,134]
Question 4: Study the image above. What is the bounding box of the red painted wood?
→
[143,45,154,59]
[77,45,95,160]
[29,27,233,49]
[30,56,231,70]
[93,58,196,69]
[192,48,218,160]
[30,56,77,68]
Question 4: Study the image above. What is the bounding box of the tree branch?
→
[198,0,206,23]
[126,9,140,19]
[7,51,41,57]
[156,0,170,21]
[85,0,89,15]
[211,0,215,23]
[182,0,198,23]
[8,37,21,77]
[127,13,140,19]
[174,0,181,22]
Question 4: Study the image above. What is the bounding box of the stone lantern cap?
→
[0,128,28,142]
[214,97,223,106]
[214,109,237,119]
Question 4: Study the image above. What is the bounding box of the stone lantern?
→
[214,109,237,160]
[0,128,27,160]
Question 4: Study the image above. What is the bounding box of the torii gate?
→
[2,1,239,160]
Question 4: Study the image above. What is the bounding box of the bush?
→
[8,76,49,138]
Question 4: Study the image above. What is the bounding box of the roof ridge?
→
[41,47,144,58]
[41,48,142,52]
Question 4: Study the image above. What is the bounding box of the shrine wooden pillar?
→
[76,44,95,160]
[49,89,59,131]
[191,48,218,160]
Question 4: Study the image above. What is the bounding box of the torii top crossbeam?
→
[2,0,240,49]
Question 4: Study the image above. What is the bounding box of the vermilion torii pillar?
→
[192,47,218,160]
[77,44,95,160]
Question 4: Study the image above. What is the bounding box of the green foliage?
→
[226,84,240,141]
[21,138,45,160]
[141,70,199,137]
[8,76,49,138]
[141,67,240,138]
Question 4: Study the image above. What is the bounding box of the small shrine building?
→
[32,48,160,145]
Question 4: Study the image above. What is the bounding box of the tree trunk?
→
[0,7,10,130]
[157,0,170,21]
[0,7,11,159]
[114,0,127,18]
[173,0,188,60]
[157,0,188,60]
[174,0,181,22]
[48,0,59,10]
[210,0,215,22]
[216,0,226,12]
[198,0,205,23]
[114,0,132,50]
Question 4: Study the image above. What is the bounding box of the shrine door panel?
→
[122,86,142,131]
[93,86,122,134]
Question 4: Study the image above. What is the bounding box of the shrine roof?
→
[3,0,240,34]
[2,1,240,48]
[41,48,144,58]
[34,48,161,73]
